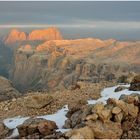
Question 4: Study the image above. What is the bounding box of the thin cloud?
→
[0,21,140,29]
[0,23,96,28]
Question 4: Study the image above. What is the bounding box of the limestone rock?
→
[119,94,139,104]
[92,103,104,114]
[114,112,123,122]
[129,74,140,91]
[65,126,94,139]
[98,109,112,122]
[85,114,98,121]
[122,120,134,131]
[127,103,139,118]
[87,120,123,139]
[112,107,122,114]
[17,118,57,138]
[114,100,129,116]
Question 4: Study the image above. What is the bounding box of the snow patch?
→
[37,105,68,129]
[4,116,29,129]
[88,84,140,104]
[4,105,69,138]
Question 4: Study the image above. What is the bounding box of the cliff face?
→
[10,38,140,92]
[4,27,62,44]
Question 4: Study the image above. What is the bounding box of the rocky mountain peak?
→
[5,29,27,44]
[28,27,63,41]
[4,27,63,44]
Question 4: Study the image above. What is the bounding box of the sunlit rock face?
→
[5,29,27,44]
[4,27,62,44]
[28,27,62,41]
[10,37,140,92]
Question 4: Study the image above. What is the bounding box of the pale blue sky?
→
[0,1,140,40]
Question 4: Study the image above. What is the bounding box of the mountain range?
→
[0,27,140,92]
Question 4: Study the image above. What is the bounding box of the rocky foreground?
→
[1,91,140,139]
[0,81,113,120]
[0,74,139,139]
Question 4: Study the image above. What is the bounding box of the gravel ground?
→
[0,81,116,121]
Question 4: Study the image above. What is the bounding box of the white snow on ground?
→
[4,116,30,129]
[88,84,140,104]
[37,105,68,129]
[4,105,69,138]
[3,84,140,138]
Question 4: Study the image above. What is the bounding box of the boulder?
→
[44,132,63,139]
[70,110,82,128]
[114,112,123,123]
[129,74,140,91]
[66,99,87,118]
[112,107,122,114]
[87,120,123,139]
[122,120,134,131]
[98,109,112,122]
[23,94,53,109]
[127,103,139,118]
[65,126,94,139]
[38,120,58,135]
[64,105,91,129]
[114,86,127,92]
[85,114,98,121]
[17,118,57,138]
[117,72,136,84]
[119,94,140,105]
[92,103,112,122]
[114,100,129,116]
[92,103,104,114]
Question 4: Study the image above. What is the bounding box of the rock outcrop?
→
[0,76,20,101]
[4,27,62,44]
[64,94,140,139]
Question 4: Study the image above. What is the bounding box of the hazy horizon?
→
[0,1,140,40]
